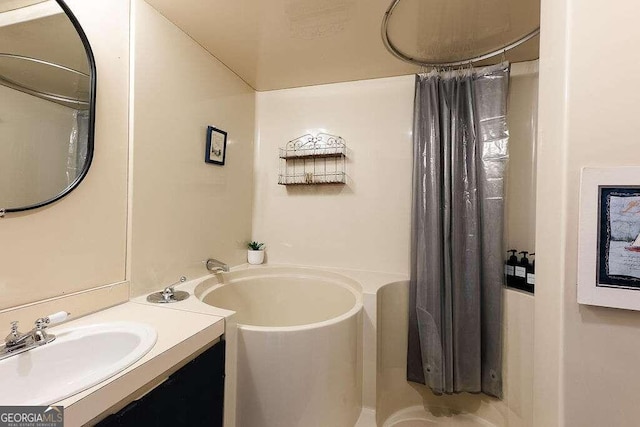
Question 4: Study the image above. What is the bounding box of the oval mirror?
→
[0,0,95,214]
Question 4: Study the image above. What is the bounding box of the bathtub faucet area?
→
[206,258,229,273]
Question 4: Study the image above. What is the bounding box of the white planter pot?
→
[247,250,265,265]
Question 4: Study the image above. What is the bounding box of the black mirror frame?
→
[3,0,97,214]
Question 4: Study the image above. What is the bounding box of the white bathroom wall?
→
[129,0,255,296]
[0,0,130,311]
[253,75,415,274]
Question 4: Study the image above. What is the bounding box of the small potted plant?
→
[247,241,265,265]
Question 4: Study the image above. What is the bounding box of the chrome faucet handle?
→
[161,287,175,301]
[162,277,186,301]
[33,311,69,345]
[35,311,70,329]
[4,320,31,349]
[5,321,21,343]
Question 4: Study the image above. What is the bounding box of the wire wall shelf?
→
[278,133,346,186]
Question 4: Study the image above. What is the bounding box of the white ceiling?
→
[0,0,46,14]
[145,0,540,91]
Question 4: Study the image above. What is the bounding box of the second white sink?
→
[0,321,157,405]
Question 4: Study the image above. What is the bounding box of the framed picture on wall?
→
[578,167,640,310]
[205,126,227,165]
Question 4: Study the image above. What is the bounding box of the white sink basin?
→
[0,321,157,405]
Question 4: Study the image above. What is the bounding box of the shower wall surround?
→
[253,62,539,278]
[506,61,539,253]
[253,63,538,426]
[254,76,415,273]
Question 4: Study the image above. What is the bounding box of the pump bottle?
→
[505,249,518,287]
[526,253,535,292]
[516,251,529,289]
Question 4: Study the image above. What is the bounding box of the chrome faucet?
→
[5,321,31,349]
[206,258,229,273]
[161,276,187,301]
[1,311,69,360]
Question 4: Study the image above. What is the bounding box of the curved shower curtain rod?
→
[381,0,541,68]
[0,53,89,106]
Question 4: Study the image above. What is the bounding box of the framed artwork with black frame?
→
[205,126,227,165]
[597,186,640,290]
[578,167,640,311]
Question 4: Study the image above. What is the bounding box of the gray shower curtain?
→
[407,63,509,399]
[66,110,89,184]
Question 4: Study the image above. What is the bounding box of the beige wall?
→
[532,0,567,423]
[128,0,255,297]
[536,0,640,425]
[0,0,129,310]
[506,62,538,253]
[0,85,76,208]
[253,75,415,274]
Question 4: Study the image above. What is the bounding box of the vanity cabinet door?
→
[96,340,225,427]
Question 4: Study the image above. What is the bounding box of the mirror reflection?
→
[0,0,93,212]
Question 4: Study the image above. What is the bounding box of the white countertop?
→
[131,274,235,317]
[52,302,224,426]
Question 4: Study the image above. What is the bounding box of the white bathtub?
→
[195,267,363,427]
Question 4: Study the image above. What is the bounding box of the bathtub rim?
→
[195,266,364,332]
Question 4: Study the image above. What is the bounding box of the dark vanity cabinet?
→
[96,340,225,427]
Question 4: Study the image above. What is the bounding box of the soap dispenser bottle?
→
[526,253,535,293]
[505,250,518,287]
[516,251,529,289]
